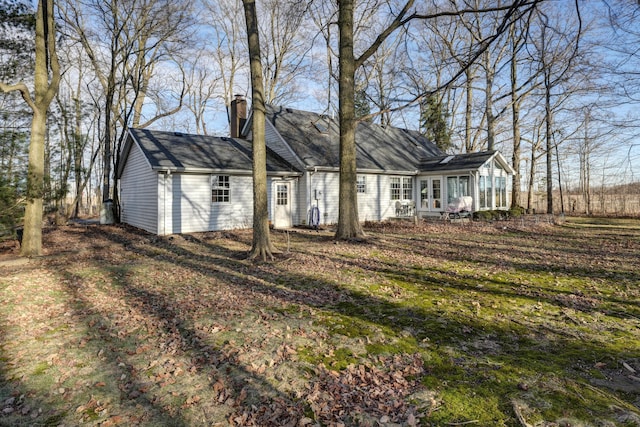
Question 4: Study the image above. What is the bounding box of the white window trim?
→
[356,175,366,194]
[211,175,230,204]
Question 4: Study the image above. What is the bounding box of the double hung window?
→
[211,175,230,203]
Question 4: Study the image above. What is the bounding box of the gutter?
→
[306,166,419,176]
[154,167,302,177]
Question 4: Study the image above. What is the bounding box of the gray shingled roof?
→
[265,105,444,171]
[120,128,300,176]
[418,151,498,172]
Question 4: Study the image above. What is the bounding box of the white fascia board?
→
[493,152,516,174]
[152,166,301,177]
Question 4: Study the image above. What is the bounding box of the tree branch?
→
[0,82,37,111]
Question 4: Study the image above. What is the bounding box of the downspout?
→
[470,171,477,213]
[163,170,169,235]
[308,167,317,225]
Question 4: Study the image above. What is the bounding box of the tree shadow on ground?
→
[93,225,638,369]
[4,223,637,425]
[286,227,640,321]
[0,309,61,426]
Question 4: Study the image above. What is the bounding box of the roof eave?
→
[419,168,479,175]
[152,166,301,176]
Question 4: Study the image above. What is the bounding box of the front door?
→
[420,178,443,212]
[273,182,292,228]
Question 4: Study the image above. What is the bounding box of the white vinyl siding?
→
[297,173,311,225]
[160,174,253,235]
[307,171,339,224]
[119,143,158,234]
[358,174,413,221]
[355,174,382,222]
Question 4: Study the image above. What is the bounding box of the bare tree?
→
[506,18,544,208]
[184,54,221,135]
[531,2,582,213]
[243,0,275,260]
[259,0,312,105]
[335,0,542,239]
[0,0,60,256]
[203,0,249,129]
[59,0,194,207]
[53,43,101,219]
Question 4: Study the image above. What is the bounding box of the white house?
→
[117,129,300,235]
[117,99,514,235]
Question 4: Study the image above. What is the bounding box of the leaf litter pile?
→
[0,219,639,426]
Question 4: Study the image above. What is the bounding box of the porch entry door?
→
[273,182,292,228]
[419,178,443,212]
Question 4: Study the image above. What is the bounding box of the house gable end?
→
[263,117,308,171]
[117,129,156,179]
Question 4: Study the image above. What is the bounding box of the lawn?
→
[0,218,639,426]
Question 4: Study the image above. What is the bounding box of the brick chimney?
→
[230,95,247,138]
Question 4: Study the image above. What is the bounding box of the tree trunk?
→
[484,51,495,151]
[464,68,474,153]
[73,85,83,218]
[527,150,536,212]
[102,86,114,203]
[335,0,364,240]
[545,74,553,214]
[243,0,276,260]
[22,109,46,256]
[16,0,60,256]
[510,24,521,209]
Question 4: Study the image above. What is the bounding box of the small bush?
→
[474,211,494,221]
[509,206,525,218]
[474,209,512,221]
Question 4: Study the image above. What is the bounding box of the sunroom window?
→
[447,176,470,203]
[496,176,507,208]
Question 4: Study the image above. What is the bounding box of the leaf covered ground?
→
[0,218,639,426]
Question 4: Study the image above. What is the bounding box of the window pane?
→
[479,176,486,208]
[402,177,413,200]
[212,175,230,203]
[356,175,366,193]
[420,180,429,208]
[432,179,441,208]
[459,176,469,197]
[276,184,288,205]
[447,177,457,203]
[390,177,401,200]
[499,177,507,208]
